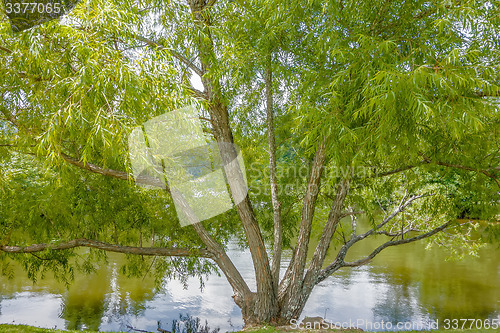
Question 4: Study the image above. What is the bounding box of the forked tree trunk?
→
[237,282,317,326]
[185,0,339,325]
[187,0,279,323]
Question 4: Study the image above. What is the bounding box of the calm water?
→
[1,217,499,332]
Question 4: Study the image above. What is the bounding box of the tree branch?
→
[59,152,166,188]
[369,163,420,178]
[59,151,253,303]
[190,87,209,99]
[301,178,350,296]
[342,220,453,268]
[59,153,129,180]
[376,228,420,237]
[0,238,215,259]
[53,150,252,299]
[0,45,13,54]
[418,152,500,188]
[135,35,203,77]
[281,137,327,309]
[315,193,433,283]
[318,220,452,282]
[265,53,283,290]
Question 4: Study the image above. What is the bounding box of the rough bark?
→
[186,0,277,322]
[294,178,350,317]
[280,138,327,319]
[305,179,350,279]
[209,98,277,323]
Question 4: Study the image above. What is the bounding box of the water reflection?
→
[0,217,499,332]
[61,268,109,331]
[0,293,65,329]
[301,239,500,331]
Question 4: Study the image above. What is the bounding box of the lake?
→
[1,216,499,332]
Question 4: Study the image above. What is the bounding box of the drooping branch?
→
[0,238,215,258]
[369,163,420,178]
[418,152,500,188]
[1,233,252,304]
[349,161,424,181]
[59,152,166,188]
[52,146,253,303]
[60,153,129,180]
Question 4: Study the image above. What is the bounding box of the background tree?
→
[1,0,499,325]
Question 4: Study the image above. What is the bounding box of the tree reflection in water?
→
[0,224,499,332]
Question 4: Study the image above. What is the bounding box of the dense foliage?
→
[1,0,499,325]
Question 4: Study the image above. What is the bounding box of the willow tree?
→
[1,0,499,326]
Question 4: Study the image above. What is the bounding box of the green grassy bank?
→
[0,325,116,333]
[0,324,497,333]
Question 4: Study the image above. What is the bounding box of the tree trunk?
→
[265,53,283,293]
[186,0,278,322]
[210,100,278,323]
[279,138,327,319]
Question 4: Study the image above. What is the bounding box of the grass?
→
[242,326,495,333]
[0,325,76,333]
[0,325,124,333]
[0,324,497,333]
[0,325,116,333]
